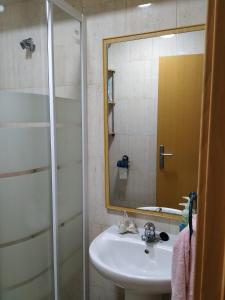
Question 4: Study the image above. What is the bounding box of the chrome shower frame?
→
[46,1,88,299]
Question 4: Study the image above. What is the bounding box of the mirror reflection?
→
[105,26,205,216]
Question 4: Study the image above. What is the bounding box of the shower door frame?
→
[46,1,88,300]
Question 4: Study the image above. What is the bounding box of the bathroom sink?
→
[89,226,175,298]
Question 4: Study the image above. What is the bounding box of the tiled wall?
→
[108,30,205,209]
[0,0,81,99]
[0,0,48,93]
[79,0,207,299]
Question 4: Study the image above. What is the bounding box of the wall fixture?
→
[20,38,36,53]
[138,3,152,8]
[161,34,175,39]
[0,5,5,12]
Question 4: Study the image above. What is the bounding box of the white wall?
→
[83,0,207,299]
[108,30,205,209]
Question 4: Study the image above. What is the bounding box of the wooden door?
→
[195,0,225,299]
[156,54,204,209]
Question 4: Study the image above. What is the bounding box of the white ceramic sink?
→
[89,226,175,300]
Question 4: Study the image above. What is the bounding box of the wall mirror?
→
[103,25,205,220]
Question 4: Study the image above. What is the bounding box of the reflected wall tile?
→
[176,30,206,55]
[109,42,130,66]
[128,38,153,62]
[109,135,120,167]
[177,0,207,26]
[152,35,177,57]
[118,134,129,155]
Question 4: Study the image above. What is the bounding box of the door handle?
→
[159,145,174,169]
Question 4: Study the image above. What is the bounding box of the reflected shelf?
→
[108,101,116,105]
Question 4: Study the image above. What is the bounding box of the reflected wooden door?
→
[156,54,204,209]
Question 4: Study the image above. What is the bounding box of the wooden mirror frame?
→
[103,24,206,221]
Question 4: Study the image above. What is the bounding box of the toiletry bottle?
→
[118,211,130,233]
[179,197,190,232]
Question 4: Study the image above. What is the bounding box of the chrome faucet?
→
[141,222,157,243]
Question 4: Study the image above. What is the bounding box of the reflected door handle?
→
[159,145,174,169]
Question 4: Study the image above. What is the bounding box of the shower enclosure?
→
[0,0,87,299]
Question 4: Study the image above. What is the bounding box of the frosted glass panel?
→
[59,214,83,268]
[0,127,50,173]
[57,127,82,165]
[0,231,51,289]
[0,171,51,244]
[0,1,53,299]
[53,5,83,300]
[55,97,81,124]
[58,164,83,222]
[0,92,49,122]
[1,271,52,300]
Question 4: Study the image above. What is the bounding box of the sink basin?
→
[89,225,175,300]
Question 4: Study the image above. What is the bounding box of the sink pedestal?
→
[125,290,162,300]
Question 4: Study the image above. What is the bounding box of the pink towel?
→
[171,215,197,300]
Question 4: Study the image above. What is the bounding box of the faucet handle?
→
[142,222,156,243]
[144,222,155,231]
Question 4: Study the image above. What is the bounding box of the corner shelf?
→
[108,101,116,105]
[107,69,116,137]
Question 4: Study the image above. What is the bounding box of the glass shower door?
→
[52,3,83,300]
[0,1,53,299]
[0,1,85,299]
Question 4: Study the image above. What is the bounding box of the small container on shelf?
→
[107,70,115,103]
[108,130,115,137]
